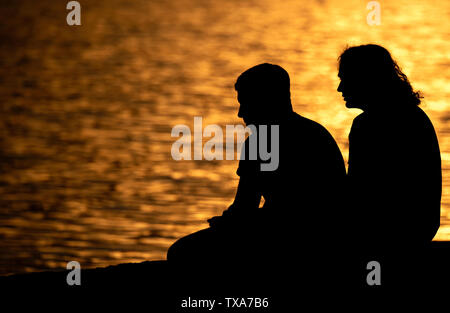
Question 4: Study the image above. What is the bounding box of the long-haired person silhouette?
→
[337,44,442,246]
[168,63,346,267]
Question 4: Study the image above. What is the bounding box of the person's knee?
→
[173,228,227,263]
[167,237,185,261]
[167,229,209,261]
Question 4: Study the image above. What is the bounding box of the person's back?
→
[237,111,346,241]
[348,105,441,245]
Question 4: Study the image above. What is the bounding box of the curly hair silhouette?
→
[338,44,422,110]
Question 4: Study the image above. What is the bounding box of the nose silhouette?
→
[238,108,242,118]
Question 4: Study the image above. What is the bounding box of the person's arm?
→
[208,174,261,227]
[207,136,261,227]
[229,175,261,212]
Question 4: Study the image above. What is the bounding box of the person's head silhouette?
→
[235,63,293,125]
[337,44,422,111]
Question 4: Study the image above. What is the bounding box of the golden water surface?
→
[0,0,449,275]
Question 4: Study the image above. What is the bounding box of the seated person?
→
[337,44,442,248]
[167,63,346,266]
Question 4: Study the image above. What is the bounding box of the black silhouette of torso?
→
[348,105,441,245]
[234,111,346,235]
[167,110,347,265]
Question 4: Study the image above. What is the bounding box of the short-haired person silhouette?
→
[337,44,442,247]
[167,63,346,266]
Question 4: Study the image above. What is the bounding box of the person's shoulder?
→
[408,105,437,134]
[352,111,367,125]
[411,105,432,124]
[289,112,337,142]
[289,112,328,133]
[347,112,367,132]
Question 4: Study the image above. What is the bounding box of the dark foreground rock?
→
[0,242,449,310]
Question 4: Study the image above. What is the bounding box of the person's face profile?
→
[237,90,259,125]
[338,66,368,110]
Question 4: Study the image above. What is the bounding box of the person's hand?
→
[207,204,240,227]
[207,215,223,228]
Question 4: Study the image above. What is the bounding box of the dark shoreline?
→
[1,241,449,285]
[1,243,449,309]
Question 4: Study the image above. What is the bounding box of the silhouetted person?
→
[337,44,442,247]
[168,63,346,267]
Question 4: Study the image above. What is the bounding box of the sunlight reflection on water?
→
[0,0,449,275]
